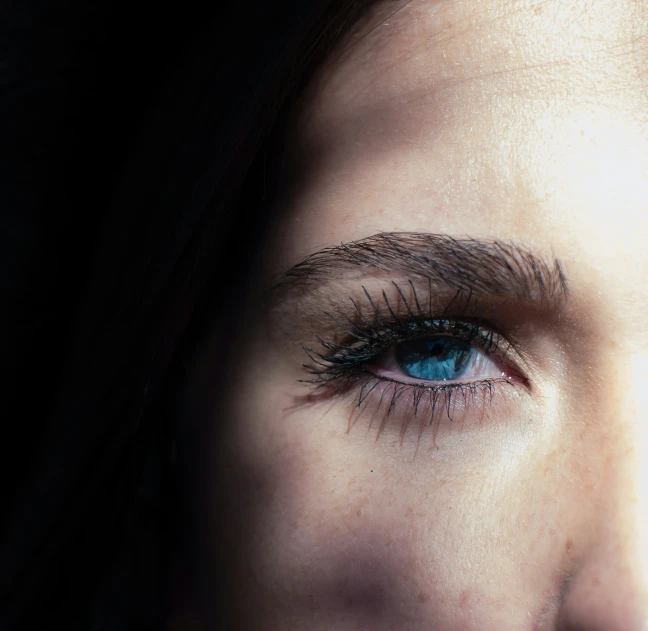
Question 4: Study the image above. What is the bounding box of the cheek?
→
[207,374,595,631]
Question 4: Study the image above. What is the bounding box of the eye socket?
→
[369,335,510,385]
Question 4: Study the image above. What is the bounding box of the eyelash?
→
[299,281,526,435]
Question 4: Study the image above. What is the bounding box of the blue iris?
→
[395,337,471,381]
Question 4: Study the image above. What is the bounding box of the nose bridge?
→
[557,352,648,629]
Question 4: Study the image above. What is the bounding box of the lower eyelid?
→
[332,373,527,441]
[364,369,515,388]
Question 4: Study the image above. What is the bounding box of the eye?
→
[298,285,529,434]
[370,335,509,385]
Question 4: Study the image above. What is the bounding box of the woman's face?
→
[194,0,648,628]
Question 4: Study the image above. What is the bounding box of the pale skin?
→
[187,0,648,628]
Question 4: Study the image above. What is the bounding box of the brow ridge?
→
[273,232,568,305]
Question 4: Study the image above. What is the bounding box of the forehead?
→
[272,0,648,313]
[301,0,648,140]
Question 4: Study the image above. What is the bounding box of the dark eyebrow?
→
[273,232,568,304]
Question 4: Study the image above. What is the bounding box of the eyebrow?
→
[273,232,568,305]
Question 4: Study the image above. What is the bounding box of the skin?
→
[187,0,648,628]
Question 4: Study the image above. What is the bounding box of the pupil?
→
[427,339,454,360]
[395,336,471,381]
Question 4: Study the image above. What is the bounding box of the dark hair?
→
[1,0,385,628]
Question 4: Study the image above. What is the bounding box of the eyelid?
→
[343,316,523,378]
[300,282,531,392]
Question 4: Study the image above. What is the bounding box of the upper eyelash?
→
[300,281,504,389]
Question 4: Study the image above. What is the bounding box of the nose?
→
[556,549,648,630]
[556,354,648,630]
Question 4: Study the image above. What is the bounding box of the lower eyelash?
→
[304,370,522,442]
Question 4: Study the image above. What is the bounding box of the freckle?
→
[418,591,429,603]
[356,508,363,517]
